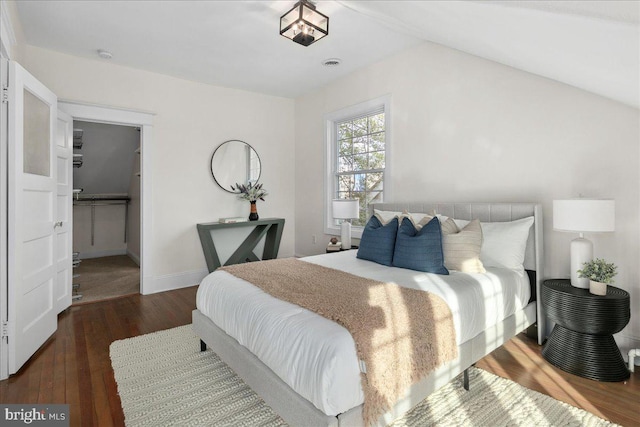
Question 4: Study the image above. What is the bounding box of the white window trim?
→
[324,95,391,239]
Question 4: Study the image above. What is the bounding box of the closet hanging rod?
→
[72,198,130,245]
[74,195,130,202]
[73,201,129,207]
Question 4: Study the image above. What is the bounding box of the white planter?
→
[589,280,608,296]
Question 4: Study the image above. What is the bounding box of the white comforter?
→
[196,251,530,416]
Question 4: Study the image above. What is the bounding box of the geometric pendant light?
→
[280,1,329,47]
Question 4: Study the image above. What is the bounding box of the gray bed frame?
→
[192,202,545,427]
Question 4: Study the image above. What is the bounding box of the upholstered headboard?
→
[370,202,545,344]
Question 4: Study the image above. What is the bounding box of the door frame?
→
[58,100,154,294]
[0,44,9,382]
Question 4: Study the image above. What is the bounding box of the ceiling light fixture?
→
[280,1,329,47]
[97,49,113,59]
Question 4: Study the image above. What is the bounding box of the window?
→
[325,96,390,237]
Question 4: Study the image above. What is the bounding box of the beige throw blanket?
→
[221,258,458,426]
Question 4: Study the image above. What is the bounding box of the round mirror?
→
[210,140,261,193]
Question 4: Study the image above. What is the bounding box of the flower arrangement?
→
[231,182,268,203]
[577,258,617,284]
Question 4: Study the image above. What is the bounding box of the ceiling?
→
[13,1,640,106]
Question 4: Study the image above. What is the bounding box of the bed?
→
[193,202,545,427]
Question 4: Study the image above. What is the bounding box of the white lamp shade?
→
[332,199,359,220]
[553,199,615,233]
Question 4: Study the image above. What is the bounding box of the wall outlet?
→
[312,235,317,244]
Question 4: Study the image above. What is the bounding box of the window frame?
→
[324,95,391,239]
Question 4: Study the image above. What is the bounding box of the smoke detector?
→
[97,49,113,59]
[322,58,341,67]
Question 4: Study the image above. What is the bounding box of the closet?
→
[72,120,141,303]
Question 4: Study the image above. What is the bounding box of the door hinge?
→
[1,321,10,338]
[1,85,7,104]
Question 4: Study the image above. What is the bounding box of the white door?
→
[7,62,58,374]
[55,111,72,313]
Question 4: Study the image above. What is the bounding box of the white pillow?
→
[481,217,534,270]
[373,209,430,225]
[453,219,469,228]
[412,214,458,232]
[454,216,534,270]
[407,212,430,223]
[373,209,402,225]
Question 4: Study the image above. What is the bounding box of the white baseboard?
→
[79,249,127,259]
[142,251,296,295]
[278,252,296,259]
[615,333,640,365]
[127,250,140,266]
[143,268,209,295]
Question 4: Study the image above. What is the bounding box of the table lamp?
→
[332,199,359,250]
[553,199,615,288]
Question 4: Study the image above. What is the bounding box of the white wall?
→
[294,41,640,352]
[73,120,139,194]
[73,204,128,259]
[21,45,295,293]
[0,0,25,62]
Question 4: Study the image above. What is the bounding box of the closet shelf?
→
[73,153,83,168]
[73,128,83,149]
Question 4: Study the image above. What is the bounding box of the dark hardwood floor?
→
[0,286,638,426]
[0,286,198,427]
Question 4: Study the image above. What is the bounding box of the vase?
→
[589,280,607,296]
[249,201,259,221]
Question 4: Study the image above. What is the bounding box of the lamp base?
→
[570,237,593,288]
[340,221,351,250]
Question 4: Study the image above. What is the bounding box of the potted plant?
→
[231,182,268,221]
[577,258,617,296]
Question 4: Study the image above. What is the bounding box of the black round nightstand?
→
[541,279,630,382]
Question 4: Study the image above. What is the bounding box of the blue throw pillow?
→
[357,216,398,266]
[392,217,449,274]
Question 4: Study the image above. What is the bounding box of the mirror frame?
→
[210,140,262,193]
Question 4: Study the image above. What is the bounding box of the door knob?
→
[54,221,63,229]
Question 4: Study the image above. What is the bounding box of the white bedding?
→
[195,250,530,416]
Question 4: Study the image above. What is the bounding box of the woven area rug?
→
[110,325,617,427]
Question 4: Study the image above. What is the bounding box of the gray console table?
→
[197,218,285,273]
